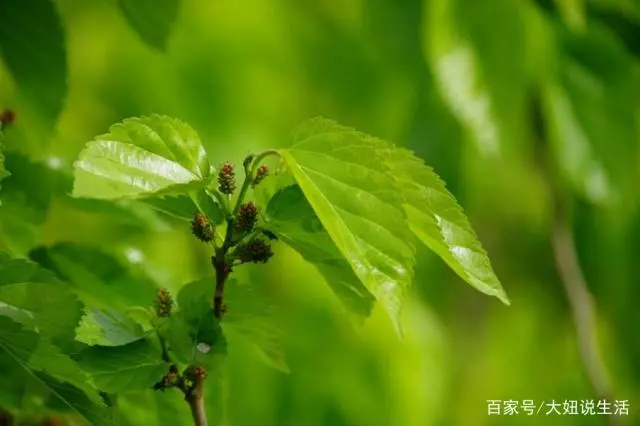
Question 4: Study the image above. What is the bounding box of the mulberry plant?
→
[0,115,508,426]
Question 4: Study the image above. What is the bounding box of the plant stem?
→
[232,150,280,217]
[184,376,208,426]
[212,150,281,318]
[213,246,228,319]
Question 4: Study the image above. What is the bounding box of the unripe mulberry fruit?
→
[155,288,174,318]
[252,164,269,187]
[192,212,214,242]
[235,202,258,233]
[217,162,236,195]
[236,238,273,264]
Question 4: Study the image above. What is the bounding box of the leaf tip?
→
[494,289,510,306]
[499,294,511,306]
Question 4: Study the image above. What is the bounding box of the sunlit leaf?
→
[72,114,212,200]
[0,317,113,424]
[117,0,180,52]
[0,0,67,133]
[0,254,84,346]
[78,339,169,393]
[384,148,509,304]
[265,185,375,317]
[280,118,416,331]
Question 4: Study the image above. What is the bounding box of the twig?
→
[213,246,229,319]
[184,376,208,426]
[212,150,280,317]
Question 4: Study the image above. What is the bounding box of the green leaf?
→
[29,243,157,310]
[223,278,289,373]
[72,114,212,200]
[0,317,114,424]
[384,148,509,304]
[265,185,375,317]
[168,278,286,372]
[0,254,84,346]
[78,339,169,393]
[41,379,116,426]
[541,23,640,207]
[0,350,30,411]
[142,189,224,225]
[0,0,67,131]
[165,279,226,369]
[76,307,148,347]
[280,118,416,330]
[424,0,543,157]
[28,340,103,404]
[117,0,180,52]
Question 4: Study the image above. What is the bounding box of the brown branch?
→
[175,368,208,426]
[213,249,228,319]
[185,376,208,426]
[213,204,237,317]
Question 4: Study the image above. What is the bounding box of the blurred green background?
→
[1,0,639,425]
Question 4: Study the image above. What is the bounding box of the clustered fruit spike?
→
[192,212,214,242]
[235,201,258,233]
[217,162,236,195]
[236,238,273,264]
[252,164,269,187]
[153,365,180,391]
[155,288,174,318]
